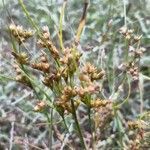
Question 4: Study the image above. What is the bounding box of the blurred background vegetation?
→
[0,0,150,149]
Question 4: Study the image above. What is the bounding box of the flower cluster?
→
[127,120,147,150]
[119,26,134,40]
[9,23,33,44]
[129,46,146,59]
[31,52,50,73]
[119,26,146,81]
[37,26,59,59]
[81,63,105,82]
[94,101,113,132]
[13,64,32,87]
[127,62,139,81]
[90,99,112,108]
[12,51,29,65]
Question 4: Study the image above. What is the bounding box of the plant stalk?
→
[70,99,86,150]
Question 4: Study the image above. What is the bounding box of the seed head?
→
[9,23,33,44]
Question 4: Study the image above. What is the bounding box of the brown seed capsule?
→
[34,101,47,112]
[40,56,48,63]
[31,62,50,73]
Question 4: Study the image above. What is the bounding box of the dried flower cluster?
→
[127,120,147,150]
[13,64,31,87]
[127,62,139,80]
[10,24,111,129]
[37,26,59,59]
[119,26,146,81]
[128,120,143,130]
[119,26,134,40]
[81,63,105,82]
[31,52,50,73]
[9,23,33,44]
[55,86,78,113]
[75,84,100,98]
[90,99,112,108]
[12,51,29,65]
[93,101,113,144]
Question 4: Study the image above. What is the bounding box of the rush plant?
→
[0,0,149,149]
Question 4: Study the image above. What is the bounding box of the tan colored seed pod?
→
[31,62,50,73]
[34,101,47,112]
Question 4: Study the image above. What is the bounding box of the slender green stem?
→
[113,110,129,148]
[88,106,94,149]
[18,65,54,108]
[45,112,53,150]
[86,95,94,148]
[59,1,67,50]
[18,0,40,33]
[50,109,53,150]
[70,99,86,149]
[115,76,131,109]
[24,75,53,150]
[62,116,69,133]
[88,107,92,132]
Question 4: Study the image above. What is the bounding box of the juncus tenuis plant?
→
[1,0,149,149]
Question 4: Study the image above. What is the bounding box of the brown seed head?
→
[9,23,33,44]
[90,99,112,108]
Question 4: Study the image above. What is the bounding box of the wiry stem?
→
[88,106,94,149]
[18,0,40,33]
[115,76,131,109]
[45,111,53,150]
[70,99,86,150]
